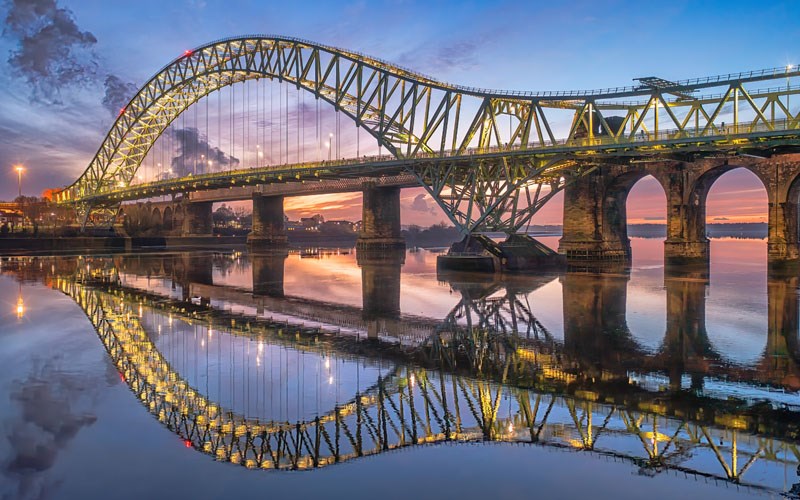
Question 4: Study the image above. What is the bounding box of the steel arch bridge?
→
[58,35,800,233]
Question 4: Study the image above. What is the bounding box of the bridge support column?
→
[767,200,799,266]
[663,169,709,267]
[252,251,288,297]
[558,172,629,262]
[181,201,213,236]
[358,248,404,339]
[356,184,404,252]
[248,194,288,247]
[767,158,800,268]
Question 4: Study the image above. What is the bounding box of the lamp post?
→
[14,165,24,232]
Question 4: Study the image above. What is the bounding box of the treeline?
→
[402,223,461,247]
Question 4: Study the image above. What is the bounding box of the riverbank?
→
[0,235,247,254]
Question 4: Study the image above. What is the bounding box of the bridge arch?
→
[163,206,173,231]
[602,170,668,260]
[685,163,769,245]
[151,207,162,229]
[64,36,540,205]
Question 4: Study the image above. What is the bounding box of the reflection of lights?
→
[328,376,333,385]
[507,422,514,434]
[258,342,263,353]
[324,358,330,369]
[168,315,173,326]
[201,339,205,348]
[16,295,24,319]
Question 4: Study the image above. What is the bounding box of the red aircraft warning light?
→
[184,49,193,57]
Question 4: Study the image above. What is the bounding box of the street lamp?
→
[14,165,24,198]
[13,165,24,232]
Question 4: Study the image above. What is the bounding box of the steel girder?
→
[59,35,800,233]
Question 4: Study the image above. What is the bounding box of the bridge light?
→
[184,50,193,57]
[118,107,125,116]
[788,64,794,71]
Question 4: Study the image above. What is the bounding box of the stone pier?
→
[356,184,404,251]
[181,201,213,237]
[248,194,288,247]
[558,170,632,262]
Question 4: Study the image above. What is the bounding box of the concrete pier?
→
[248,194,288,247]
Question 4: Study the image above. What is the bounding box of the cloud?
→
[397,37,483,74]
[3,0,99,103]
[101,74,137,118]
[170,127,239,177]
[713,217,730,221]
[1,357,98,500]
[410,193,437,215]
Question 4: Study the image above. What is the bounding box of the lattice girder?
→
[58,36,800,235]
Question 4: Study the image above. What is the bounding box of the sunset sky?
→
[0,0,796,226]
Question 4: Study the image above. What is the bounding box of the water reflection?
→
[1,248,799,497]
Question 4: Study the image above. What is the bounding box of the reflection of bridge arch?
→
[47,274,800,492]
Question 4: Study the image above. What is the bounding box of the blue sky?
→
[0,0,798,223]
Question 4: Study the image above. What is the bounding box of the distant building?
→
[300,214,324,230]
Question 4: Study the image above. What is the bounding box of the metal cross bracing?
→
[50,274,800,493]
[57,35,800,234]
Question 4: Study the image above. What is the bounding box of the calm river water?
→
[0,237,798,499]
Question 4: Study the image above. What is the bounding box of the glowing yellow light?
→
[16,296,24,319]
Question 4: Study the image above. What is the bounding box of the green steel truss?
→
[59,35,800,232]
